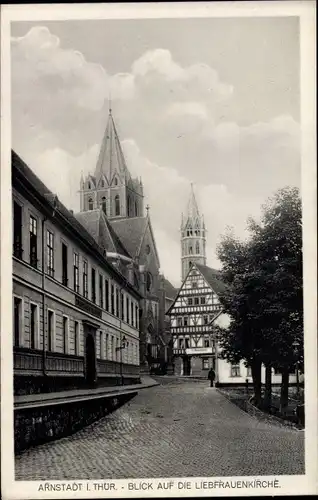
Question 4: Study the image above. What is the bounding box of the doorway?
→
[183,356,191,376]
[85,333,96,385]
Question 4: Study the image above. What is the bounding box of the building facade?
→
[12,151,141,395]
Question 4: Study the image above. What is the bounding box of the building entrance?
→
[183,356,191,376]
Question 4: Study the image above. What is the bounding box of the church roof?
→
[110,216,148,259]
[195,263,226,295]
[163,278,179,299]
[75,209,131,259]
[94,109,131,182]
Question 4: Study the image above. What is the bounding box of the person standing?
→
[208,367,216,387]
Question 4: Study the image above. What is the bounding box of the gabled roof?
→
[94,109,131,182]
[166,262,225,315]
[110,215,160,267]
[195,263,226,296]
[75,209,131,259]
[163,278,179,300]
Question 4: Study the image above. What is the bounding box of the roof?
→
[11,150,141,299]
[95,109,131,183]
[163,278,179,300]
[187,183,200,219]
[110,216,148,259]
[75,209,131,259]
[195,263,226,295]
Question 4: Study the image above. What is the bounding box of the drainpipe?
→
[42,216,47,376]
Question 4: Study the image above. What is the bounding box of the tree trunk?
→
[251,358,262,407]
[280,368,289,416]
[263,365,272,411]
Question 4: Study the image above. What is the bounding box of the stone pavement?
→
[15,378,304,480]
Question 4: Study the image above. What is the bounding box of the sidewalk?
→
[14,376,159,410]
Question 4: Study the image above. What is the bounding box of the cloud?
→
[11,26,301,286]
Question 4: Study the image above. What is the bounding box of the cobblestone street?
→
[15,379,304,480]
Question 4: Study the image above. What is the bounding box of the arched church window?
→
[189,261,192,270]
[135,201,138,217]
[101,197,107,215]
[88,182,91,190]
[146,272,152,292]
[196,242,200,254]
[189,245,193,254]
[88,198,94,210]
[115,195,120,216]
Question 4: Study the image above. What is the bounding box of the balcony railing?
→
[97,359,140,376]
[14,347,84,375]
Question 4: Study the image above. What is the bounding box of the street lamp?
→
[292,340,300,398]
[116,334,128,386]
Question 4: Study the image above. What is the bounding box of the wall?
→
[217,358,297,386]
[14,392,137,454]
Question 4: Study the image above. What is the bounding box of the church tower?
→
[79,106,144,218]
[180,184,206,281]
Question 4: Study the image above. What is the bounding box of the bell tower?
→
[79,106,144,218]
[180,184,206,281]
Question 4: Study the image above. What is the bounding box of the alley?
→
[15,379,304,480]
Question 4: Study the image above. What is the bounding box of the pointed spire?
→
[94,105,131,183]
[187,182,200,218]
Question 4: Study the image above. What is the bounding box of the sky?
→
[10,17,300,287]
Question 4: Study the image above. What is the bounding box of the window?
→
[74,321,79,356]
[91,268,96,303]
[13,297,22,346]
[135,201,138,217]
[188,298,193,306]
[189,245,193,254]
[111,284,115,315]
[48,310,54,352]
[99,274,103,308]
[29,215,38,268]
[121,292,124,320]
[178,338,184,349]
[101,180,105,188]
[204,338,210,347]
[194,297,199,305]
[246,366,252,377]
[145,244,151,255]
[100,331,103,359]
[185,338,190,349]
[126,297,129,323]
[114,178,118,186]
[177,317,182,327]
[101,197,107,214]
[196,242,200,254]
[110,336,114,360]
[13,202,23,259]
[200,297,206,305]
[192,281,198,288]
[63,316,68,353]
[202,359,209,370]
[184,317,188,326]
[127,196,131,217]
[73,252,79,292]
[88,182,91,190]
[131,302,134,326]
[203,315,209,325]
[30,303,37,349]
[116,288,120,317]
[146,272,152,292]
[105,279,109,311]
[62,243,68,286]
[88,198,93,210]
[189,261,192,270]
[231,364,241,377]
[83,260,88,298]
[135,305,138,328]
[115,195,120,216]
[47,230,54,277]
[105,333,108,359]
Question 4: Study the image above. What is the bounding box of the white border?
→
[1,2,317,499]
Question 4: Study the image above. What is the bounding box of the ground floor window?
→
[202,358,209,370]
[246,366,252,377]
[231,363,241,377]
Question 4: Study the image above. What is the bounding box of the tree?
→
[217,187,303,413]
